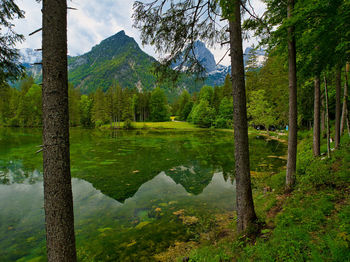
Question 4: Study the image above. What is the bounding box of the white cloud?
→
[13,0,265,66]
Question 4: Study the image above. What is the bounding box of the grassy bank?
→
[161,132,350,261]
[100,121,201,130]
[100,121,289,139]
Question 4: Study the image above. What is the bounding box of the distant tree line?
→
[1,51,346,134]
[0,77,170,128]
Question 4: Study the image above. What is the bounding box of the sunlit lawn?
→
[101,121,201,130]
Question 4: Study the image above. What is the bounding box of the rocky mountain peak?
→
[192,40,217,73]
[172,40,217,74]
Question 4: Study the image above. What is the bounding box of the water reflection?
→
[0,128,286,260]
[0,168,234,261]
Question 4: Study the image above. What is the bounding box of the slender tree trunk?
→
[286,0,297,191]
[335,66,341,148]
[313,76,320,156]
[321,90,325,133]
[324,75,331,158]
[229,0,257,233]
[347,109,350,136]
[42,0,77,261]
[341,63,349,135]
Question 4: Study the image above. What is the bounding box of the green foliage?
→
[150,87,170,122]
[0,84,16,125]
[0,78,43,127]
[199,86,214,104]
[215,97,233,129]
[188,245,230,262]
[68,83,81,126]
[190,100,216,128]
[0,0,25,84]
[79,95,93,128]
[123,119,133,130]
[176,90,193,121]
[248,89,275,130]
[122,96,134,122]
[183,76,234,129]
[91,88,109,125]
[181,101,194,121]
[246,54,289,128]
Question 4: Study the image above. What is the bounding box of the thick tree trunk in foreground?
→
[313,76,320,156]
[324,76,331,158]
[341,63,349,135]
[42,0,77,261]
[286,0,297,190]
[229,0,257,233]
[335,66,341,148]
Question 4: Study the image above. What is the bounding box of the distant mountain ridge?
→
[67,30,157,93]
[19,31,266,94]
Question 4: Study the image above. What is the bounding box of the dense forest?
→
[1,50,346,133]
[0,77,171,127]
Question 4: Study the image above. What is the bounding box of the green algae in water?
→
[0,128,287,261]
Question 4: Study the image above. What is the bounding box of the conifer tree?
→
[42,0,77,260]
[0,0,25,84]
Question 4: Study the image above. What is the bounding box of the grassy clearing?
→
[100,121,289,141]
[167,132,350,262]
[100,121,201,130]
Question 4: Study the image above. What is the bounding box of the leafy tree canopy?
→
[0,0,25,84]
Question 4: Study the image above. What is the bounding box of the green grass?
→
[101,121,201,130]
[101,122,291,138]
[178,133,350,262]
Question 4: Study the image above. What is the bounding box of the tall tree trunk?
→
[286,0,298,191]
[347,109,350,136]
[229,0,257,233]
[335,66,341,148]
[321,90,325,133]
[42,0,77,261]
[341,63,349,135]
[324,75,331,158]
[313,76,320,156]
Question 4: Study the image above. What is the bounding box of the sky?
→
[13,0,266,66]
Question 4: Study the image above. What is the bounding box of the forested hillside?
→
[22,31,237,95]
[68,31,157,93]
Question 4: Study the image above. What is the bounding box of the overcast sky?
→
[13,0,265,66]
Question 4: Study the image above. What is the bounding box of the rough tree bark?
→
[313,76,320,156]
[340,63,349,135]
[42,0,77,261]
[229,0,257,233]
[324,75,331,158]
[286,0,298,190]
[335,66,341,148]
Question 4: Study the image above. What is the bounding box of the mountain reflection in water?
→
[0,128,286,261]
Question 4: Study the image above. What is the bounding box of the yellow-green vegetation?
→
[101,121,201,130]
[171,133,350,261]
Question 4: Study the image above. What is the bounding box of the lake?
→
[0,128,286,261]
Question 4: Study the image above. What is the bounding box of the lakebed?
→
[0,128,286,261]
